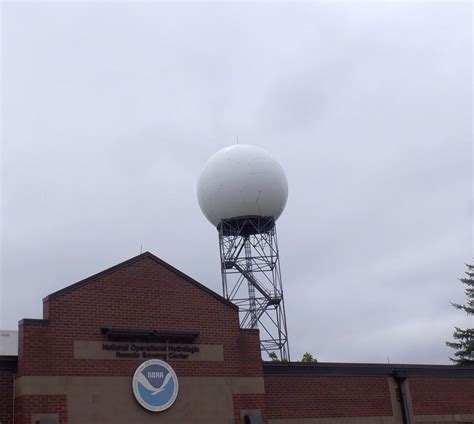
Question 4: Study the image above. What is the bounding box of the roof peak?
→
[42,251,237,310]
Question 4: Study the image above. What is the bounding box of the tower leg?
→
[218,216,290,361]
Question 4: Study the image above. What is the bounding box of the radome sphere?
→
[197,144,288,227]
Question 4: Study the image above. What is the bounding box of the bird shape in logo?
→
[136,371,173,396]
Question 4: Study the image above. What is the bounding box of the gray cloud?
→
[1,1,471,364]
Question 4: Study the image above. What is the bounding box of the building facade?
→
[1,252,473,424]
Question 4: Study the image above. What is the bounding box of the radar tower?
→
[197,144,290,360]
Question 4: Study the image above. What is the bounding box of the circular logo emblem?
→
[132,359,179,412]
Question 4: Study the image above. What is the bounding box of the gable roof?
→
[43,251,237,310]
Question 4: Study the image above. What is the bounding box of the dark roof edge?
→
[0,355,18,372]
[19,319,49,326]
[42,251,238,311]
[263,361,474,377]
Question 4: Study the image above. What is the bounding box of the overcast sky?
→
[1,1,472,364]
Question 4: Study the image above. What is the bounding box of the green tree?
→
[446,262,474,365]
[268,352,279,362]
[267,351,317,362]
[301,352,318,363]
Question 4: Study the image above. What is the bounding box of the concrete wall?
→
[0,331,18,356]
[14,375,265,424]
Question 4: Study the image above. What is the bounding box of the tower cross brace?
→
[218,216,290,360]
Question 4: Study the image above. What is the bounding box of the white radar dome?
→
[197,144,288,227]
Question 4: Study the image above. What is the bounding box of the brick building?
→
[1,251,473,424]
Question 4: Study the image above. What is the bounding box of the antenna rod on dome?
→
[197,144,290,361]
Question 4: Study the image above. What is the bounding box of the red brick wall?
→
[236,330,264,376]
[17,256,262,379]
[15,395,67,424]
[17,322,49,378]
[0,371,14,424]
[233,393,267,424]
[15,254,265,424]
[264,375,393,419]
[409,377,474,415]
[15,253,474,423]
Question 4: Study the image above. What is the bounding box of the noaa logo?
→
[132,359,179,412]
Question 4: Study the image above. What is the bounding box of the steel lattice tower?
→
[218,216,289,360]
